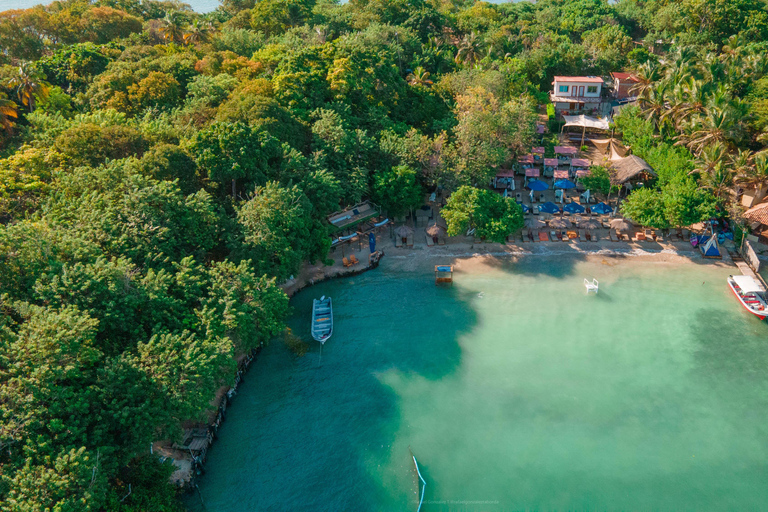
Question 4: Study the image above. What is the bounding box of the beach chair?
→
[644,229,655,241]
[426,235,434,247]
[550,230,559,241]
[342,257,352,267]
[539,192,546,202]
[539,231,549,242]
[529,229,537,242]
[438,236,445,245]
[578,229,585,242]
[516,192,522,202]
[532,205,540,215]
[562,231,571,242]
[407,234,414,247]
[395,237,403,248]
[655,230,664,242]
[610,230,619,242]
[349,254,359,265]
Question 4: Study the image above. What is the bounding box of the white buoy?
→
[584,278,599,294]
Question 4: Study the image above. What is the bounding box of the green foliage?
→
[372,165,423,218]
[621,178,720,228]
[442,185,524,242]
[580,165,612,195]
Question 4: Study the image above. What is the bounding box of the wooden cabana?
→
[555,146,578,165]
[609,155,657,192]
[543,158,558,177]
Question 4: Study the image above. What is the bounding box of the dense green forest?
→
[1,0,767,509]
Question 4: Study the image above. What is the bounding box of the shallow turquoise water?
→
[189,255,768,511]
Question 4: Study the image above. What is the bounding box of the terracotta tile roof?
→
[610,72,639,82]
[744,201,768,226]
[553,76,604,83]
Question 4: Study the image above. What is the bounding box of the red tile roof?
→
[611,72,639,82]
[744,201,768,226]
[553,76,604,83]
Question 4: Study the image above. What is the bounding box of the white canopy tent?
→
[562,115,610,130]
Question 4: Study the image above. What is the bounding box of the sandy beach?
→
[282,226,736,297]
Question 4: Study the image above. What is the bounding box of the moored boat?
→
[311,296,333,343]
[727,275,767,320]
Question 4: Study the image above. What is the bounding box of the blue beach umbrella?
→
[538,202,561,214]
[555,179,577,189]
[563,202,585,214]
[526,179,549,191]
[592,202,613,214]
[520,203,531,213]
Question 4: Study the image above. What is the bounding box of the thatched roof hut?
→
[609,155,656,185]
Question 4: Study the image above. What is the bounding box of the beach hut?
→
[555,146,578,165]
[494,169,516,190]
[525,167,540,178]
[608,155,657,195]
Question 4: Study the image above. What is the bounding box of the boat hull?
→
[311,297,333,343]
[727,279,767,320]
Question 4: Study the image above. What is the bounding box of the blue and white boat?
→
[311,296,333,343]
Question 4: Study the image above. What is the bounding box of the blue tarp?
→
[526,179,549,191]
[591,202,613,214]
[538,202,561,214]
[555,179,577,189]
[563,202,586,214]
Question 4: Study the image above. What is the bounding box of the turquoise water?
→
[189,255,768,511]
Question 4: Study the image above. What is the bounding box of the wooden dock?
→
[731,253,767,291]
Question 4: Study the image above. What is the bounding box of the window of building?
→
[559,85,569,93]
[587,86,598,93]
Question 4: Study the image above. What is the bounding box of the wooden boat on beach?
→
[311,296,333,343]
[727,275,767,320]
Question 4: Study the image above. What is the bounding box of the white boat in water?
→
[311,296,333,343]
[727,275,767,320]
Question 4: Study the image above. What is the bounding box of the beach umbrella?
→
[538,202,561,214]
[526,179,549,191]
[577,218,602,230]
[520,203,531,213]
[549,218,572,229]
[426,223,446,237]
[592,202,613,214]
[395,225,413,238]
[555,179,577,189]
[563,202,585,214]
[610,218,631,231]
[525,218,546,229]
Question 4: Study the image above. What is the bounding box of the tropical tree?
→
[455,32,485,67]
[406,66,433,87]
[8,62,50,112]
[442,185,524,242]
[183,19,216,45]
[0,93,18,133]
[158,12,186,44]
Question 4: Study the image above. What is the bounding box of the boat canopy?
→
[732,275,765,294]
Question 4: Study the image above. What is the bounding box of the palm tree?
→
[406,66,433,87]
[630,61,663,102]
[699,164,734,199]
[183,20,215,46]
[735,152,768,194]
[690,142,728,177]
[455,32,484,67]
[159,12,186,44]
[7,62,49,113]
[0,94,18,134]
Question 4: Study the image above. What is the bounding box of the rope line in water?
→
[412,454,426,512]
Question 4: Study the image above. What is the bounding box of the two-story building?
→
[610,72,639,100]
[550,76,604,114]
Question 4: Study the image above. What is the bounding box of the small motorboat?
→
[727,275,767,320]
[311,296,333,343]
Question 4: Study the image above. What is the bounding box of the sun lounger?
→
[349,255,359,265]
[532,206,539,215]
[342,257,352,267]
[539,193,546,202]
[539,231,549,241]
[578,229,585,242]
[516,192,522,202]
[610,230,619,242]
[644,229,654,241]
[529,229,537,242]
[655,231,664,242]
[591,230,600,242]
[407,234,414,247]
[520,231,529,243]
[395,237,403,248]
[426,235,434,247]
[438,236,445,245]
